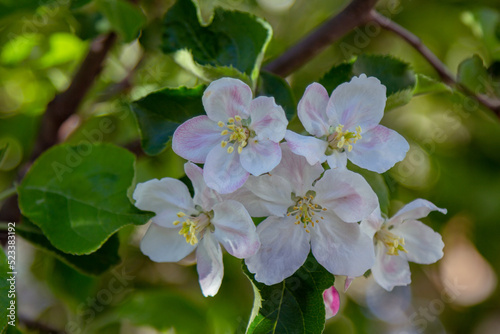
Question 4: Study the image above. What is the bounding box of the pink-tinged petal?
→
[133,178,195,228]
[240,139,282,176]
[140,223,196,262]
[285,130,328,165]
[314,168,378,223]
[196,233,223,297]
[172,116,222,163]
[360,206,384,239]
[297,82,331,137]
[372,244,411,291]
[272,143,324,196]
[230,174,294,217]
[348,125,409,173]
[389,199,447,226]
[323,286,340,319]
[245,216,311,285]
[212,200,260,259]
[326,150,347,170]
[344,277,355,292]
[202,78,252,122]
[392,220,444,265]
[184,162,221,211]
[310,211,375,277]
[204,145,249,194]
[249,96,288,142]
[327,74,386,131]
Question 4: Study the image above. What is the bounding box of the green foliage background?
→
[1,0,500,333]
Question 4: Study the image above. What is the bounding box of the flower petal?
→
[325,150,348,170]
[249,96,288,142]
[196,233,224,297]
[133,178,195,228]
[172,116,222,163]
[202,78,252,122]
[285,130,328,165]
[310,211,375,277]
[240,139,282,176]
[140,222,196,262]
[326,74,386,131]
[204,145,249,194]
[393,220,444,264]
[360,206,384,239]
[390,199,447,226]
[272,143,324,196]
[212,200,260,258]
[314,168,378,223]
[297,82,331,137]
[323,286,340,319]
[348,125,409,173]
[184,162,221,211]
[372,244,411,291]
[229,174,294,217]
[245,216,311,285]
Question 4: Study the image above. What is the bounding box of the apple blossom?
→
[172,77,288,194]
[285,74,409,173]
[323,286,340,319]
[133,162,260,297]
[360,199,446,291]
[236,144,378,285]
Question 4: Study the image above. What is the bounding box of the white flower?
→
[360,199,446,291]
[172,78,288,194]
[285,74,409,172]
[133,162,260,296]
[235,144,378,285]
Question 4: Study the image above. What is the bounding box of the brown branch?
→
[30,32,117,162]
[368,10,500,116]
[264,0,379,77]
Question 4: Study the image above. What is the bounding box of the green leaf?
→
[18,143,153,255]
[17,218,121,275]
[457,54,498,97]
[161,0,272,84]
[0,249,14,333]
[413,74,451,95]
[97,0,147,42]
[117,290,208,333]
[257,71,297,121]
[319,54,417,110]
[244,253,334,334]
[131,85,205,155]
[0,143,9,164]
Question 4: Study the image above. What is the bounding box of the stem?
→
[369,10,500,116]
[264,0,379,77]
[0,187,16,202]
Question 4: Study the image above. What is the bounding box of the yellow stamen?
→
[221,141,227,148]
[235,115,242,121]
[218,121,224,127]
[227,146,234,154]
[177,212,186,217]
[221,130,229,136]
[238,146,243,154]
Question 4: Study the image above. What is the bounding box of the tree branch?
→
[264,0,379,77]
[29,32,117,162]
[369,10,500,116]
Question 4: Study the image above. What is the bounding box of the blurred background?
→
[1,0,500,333]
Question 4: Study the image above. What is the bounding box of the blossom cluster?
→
[133,76,446,301]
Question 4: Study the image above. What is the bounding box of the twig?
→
[29,32,117,162]
[369,10,500,116]
[264,0,379,77]
[0,186,16,202]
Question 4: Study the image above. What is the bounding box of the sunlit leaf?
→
[18,218,121,275]
[161,0,272,84]
[18,143,153,255]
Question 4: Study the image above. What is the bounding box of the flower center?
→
[218,115,251,154]
[173,211,211,245]
[327,124,362,152]
[286,192,327,233]
[375,225,408,256]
